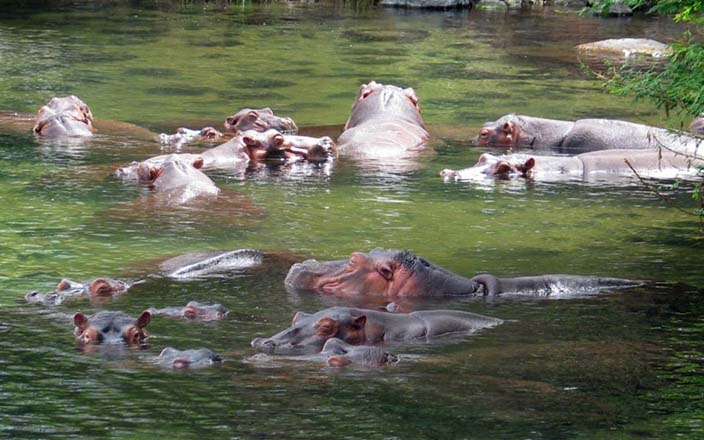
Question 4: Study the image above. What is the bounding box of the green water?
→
[1,2,702,439]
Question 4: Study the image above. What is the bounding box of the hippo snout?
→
[251,337,275,353]
[439,169,458,181]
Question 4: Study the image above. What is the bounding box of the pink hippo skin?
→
[251,306,502,355]
[223,107,298,134]
[441,150,704,183]
[136,154,219,205]
[475,114,703,155]
[33,96,94,137]
[285,248,643,299]
[337,81,430,172]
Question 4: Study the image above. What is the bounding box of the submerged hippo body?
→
[441,150,703,183]
[155,347,223,369]
[73,310,151,346]
[224,107,298,134]
[160,248,264,279]
[321,338,399,367]
[251,306,502,355]
[33,96,95,137]
[285,248,643,298]
[337,81,429,171]
[148,301,229,321]
[476,114,703,155]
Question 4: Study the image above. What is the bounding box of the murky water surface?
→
[0,2,702,439]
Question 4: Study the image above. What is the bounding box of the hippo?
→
[148,301,229,321]
[224,107,298,134]
[251,306,502,355]
[242,130,336,163]
[73,310,151,346]
[337,81,430,171]
[441,150,704,183]
[285,248,643,298]
[116,153,205,180]
[161,248,264,279]
[33,96,94,137]
[155,347,223,369]
[475,114,703,155]
[321,338,399,367]
[137,154,220,204]
[25,278,133,306]
[158,126,224,149]
[282,134,337,163]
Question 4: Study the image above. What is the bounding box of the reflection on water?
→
[0,2,702,439]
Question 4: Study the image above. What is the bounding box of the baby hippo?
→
[25,278,132,306]
[158,126,224,148]
[155,347,223,369]
[73,310,151,346]
[33,95,95,137]
[224,107,298,134]
[148,301,229,321]
[321,338,399,367]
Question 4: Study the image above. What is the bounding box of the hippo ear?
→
[315,317,339,337]
[242,135,256,146]
[261,107,273,114]
[57,279,72,291]
[327,356,351,367]
[292,311,311,325]
[136,310,151,329]
[192,157,204,169]
[73,313,89,331]
[403,87,419,106]
[517,158,535,176]
[272,133,284,148]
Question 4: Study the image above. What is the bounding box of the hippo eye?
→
[227,117,237,126]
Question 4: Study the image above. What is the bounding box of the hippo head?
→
[157,347,222,369]
[344,81,424,130]
[285,248,479,297]
[440,153,535,182]
[474,115,523,148]
[251,307,368,355]
[241,129,288,162]
[33,95,95,137]
[284,135,337,163]
[182,301,229,320]
[224,108,298,134]
[88,278,130,298]
[136,154,207,188]
[198,126,223,140]
[321,338,398,367]
[73,310,151,346]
